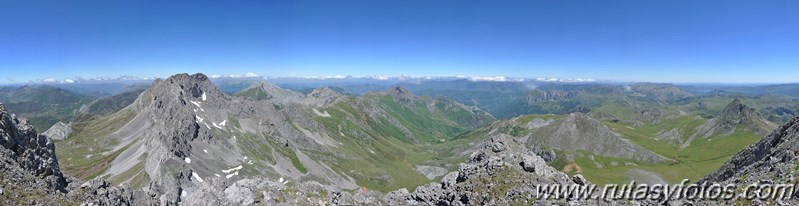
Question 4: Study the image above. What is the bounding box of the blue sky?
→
[1,0,798,84]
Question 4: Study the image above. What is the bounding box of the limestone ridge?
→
[136,73,219,157]
[682,99,777,148]
[305,87,344,106]
[691,115,799,205]
[0,103,67,191]
[117,73,231,202]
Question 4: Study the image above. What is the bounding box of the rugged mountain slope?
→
[0,103,181,205]
[682,99,777,148]
[694,115,799,205]
[0,103,69,204]
[56,73,495,201]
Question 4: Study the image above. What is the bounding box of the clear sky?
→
[1,0,798,84]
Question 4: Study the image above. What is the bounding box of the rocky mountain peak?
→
[717,98,757,124]
[305,87,343,106]
[682,99,777,147]
[387,86,416,104]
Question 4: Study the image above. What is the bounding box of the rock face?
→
[41,121,71,141]
[694,115,799,205]
[387,86,417,105]
[0,103,159,205]
[683,99,777,148]
[305,87,344,106]
[655,128,682,144]
[0,103,67,191]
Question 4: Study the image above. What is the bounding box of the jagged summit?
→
[386,86,416,104]
[305,87,343,106]
[716,98,760,126]
[683,99,777,147]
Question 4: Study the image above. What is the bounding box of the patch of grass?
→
[600,119,761,184]
[56,108,137,180]
[234,86,271,100]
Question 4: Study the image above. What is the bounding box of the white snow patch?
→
[225,171,239,179]
[203,149,208,153]
[219,120,226,126]
[181,190,187,197]
[190,101,204,111]
[192,172,204,182]
[283,181,289,185]
[215,174,221,177]
[195,115,204,123]
[212,122,223,129]
[278,177,284,183]
[370,150,376,154]
[243,156,248,160]
[184,157,191,163]
[222,165,243,173]
[204,123,210,129]
[201,92,207,101]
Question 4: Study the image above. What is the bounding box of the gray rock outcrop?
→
[42,121,71,141]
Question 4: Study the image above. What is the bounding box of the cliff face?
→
[0,103,67,191]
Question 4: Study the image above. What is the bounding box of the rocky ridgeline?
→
[0,103,69,204]
[0,103,160,205]
[692,115,799,205]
